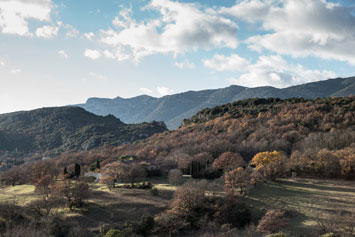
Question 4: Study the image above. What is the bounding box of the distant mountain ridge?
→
[78,77,355,129]
[0,107,167,159]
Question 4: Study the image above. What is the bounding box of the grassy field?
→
[244,178,355,236]
[0,184,38,205]
[74,182,174,232]
[0,181,175,233]
[0,178,354,236]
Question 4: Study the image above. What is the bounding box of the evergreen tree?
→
[96,160,100,170]
[74,163,81,178]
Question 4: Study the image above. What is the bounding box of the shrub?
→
[155,212,188,237]
[136,214,155,236]
[106,229,123,237]
[257,209,288,234]
[100,224,113,235]
[201,167,223,180]
[48,216,71,237]
[168,169,184,186]
[150,187,159,196]
[320,233,336,237]
[171,184,205,212]
[215,196,251,228]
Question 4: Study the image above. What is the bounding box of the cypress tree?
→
[96,159,100,170]
[75,163,81,178]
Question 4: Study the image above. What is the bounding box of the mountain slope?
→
[77,77,355,129]
[62,96,355,172]
[0,106,167,158]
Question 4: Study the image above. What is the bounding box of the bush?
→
[168,169,183,186]
[155,212,188,236]
[150,187,159,196]
[201,167,223,179]
[100,224,113,235]
[146,169,162,177]
[257,209,288,234]
[136,214,155,236]
[171,184,205,212]
[215,196,251,228]
[48,216,71,237]
[106,229,123,237]
[138,182,152,189]
[320,233,336,237]
[191,168,222,179]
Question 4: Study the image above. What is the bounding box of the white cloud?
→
[220,0,271,23]
[63,24,80,38]
[10,69,21,74]
[0,61,4,67]
[140,88,153,94]
[0,0,53,36]
[83,32,95,40]
[84,49,101,60]
[226,55,337,88]
[58,50,68,59]
[225,0,355,65]
[156,86,174,96]
[174,59,195,69]
[203,54,249,72]
[36,25,59,39]
[99,0,238,62]
[103,47,130,61]
[89,72,108,81]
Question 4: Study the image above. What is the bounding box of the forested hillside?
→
[53,96,355,179]
[0,107,167,160]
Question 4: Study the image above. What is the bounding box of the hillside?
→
[58,96,355,180]
[77,77,355,129]
[2,97,354,236]
[0,107,167,159]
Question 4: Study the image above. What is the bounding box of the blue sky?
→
[0,0,354,113]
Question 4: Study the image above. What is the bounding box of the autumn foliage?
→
[251,151,285,180]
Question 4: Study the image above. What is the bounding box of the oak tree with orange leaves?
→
[251,151,285,180]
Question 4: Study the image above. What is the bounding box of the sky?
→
[0,0,354,114]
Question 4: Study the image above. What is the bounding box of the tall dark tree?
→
[74,163,81,178]
[96,160,100,170]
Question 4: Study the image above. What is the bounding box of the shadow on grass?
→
[242,179,355,237]
[243,194,313,236]
[280,179,355,194]
[69,200,166,230]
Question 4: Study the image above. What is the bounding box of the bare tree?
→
[168,169,183,186]
[212,152,245,171]
[0,167,23,186]
[224,167,251,195]
[121,164,146,187]
[171,182,205,213]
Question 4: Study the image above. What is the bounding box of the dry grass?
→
[65,182,174,232]
[244,178,355,236]
[1,177,354,236]
[0,184,38,205]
